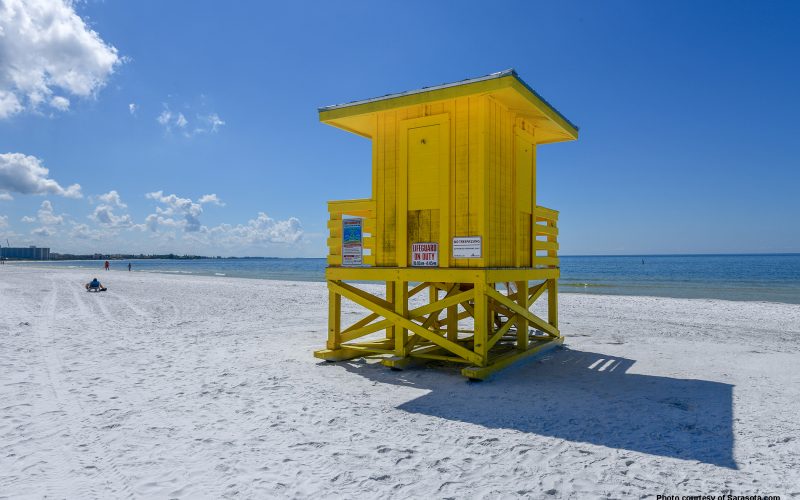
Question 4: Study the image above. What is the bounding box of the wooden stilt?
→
[327,285,340,350]
[548,278,558,330]
[447,304,458,342]
[386,280,395,339]
[516,280,528,350]
[473,280,488,367]
[394,280,408,357]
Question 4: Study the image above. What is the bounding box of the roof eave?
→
[319,70,578,140]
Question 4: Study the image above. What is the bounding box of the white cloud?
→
[156,102,224,136]
[0,0,121,119]
[16,198,129,244]
[31,226,54,237]
[0,153,82,199]
[205,113,225,133]
[198,193,224,206]
[145,191,209,232]
[90,204,133,228]
[22,200,66,236]
[35,200,65,225]
[142,213,160,232]
[141,213,181,232]
[236,213,303,244]
[70,223,99,240]
[50,96,70,111]
[156,107,192,134]
[0,90,23,118]
[0,192,12,201]
[69,222,109,241]
[96,190,127,208]
[88,190,132,227]
[157,109,172,126]
[207,213,304,247]
[3,186,304,254]
[129,103,137,115]
[142,191,302,251]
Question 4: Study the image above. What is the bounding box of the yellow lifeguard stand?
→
[314,69,578,379]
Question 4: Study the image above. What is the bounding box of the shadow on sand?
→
[332,347,736,468]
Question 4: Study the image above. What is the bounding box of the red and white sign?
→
[411,242,438,267]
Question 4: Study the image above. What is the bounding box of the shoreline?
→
[8,259,800,306]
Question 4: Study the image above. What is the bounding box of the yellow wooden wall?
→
[372,95,538,268]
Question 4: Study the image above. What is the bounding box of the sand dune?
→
[1,266,798,498]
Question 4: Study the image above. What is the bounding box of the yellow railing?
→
[327,199,376,266]
[532,205,559,268]
[327,200,557,268]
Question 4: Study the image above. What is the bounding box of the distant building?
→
[1,246,51,260]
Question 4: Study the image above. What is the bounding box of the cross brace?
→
[314,276,561,379]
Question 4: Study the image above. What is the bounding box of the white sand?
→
[1,266,798,499]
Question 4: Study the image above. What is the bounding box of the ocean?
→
[11,254,800,305]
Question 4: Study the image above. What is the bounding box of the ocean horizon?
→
[11,253,800,305]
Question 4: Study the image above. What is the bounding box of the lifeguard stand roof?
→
[319,69,578,143]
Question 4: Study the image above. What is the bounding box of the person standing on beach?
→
[104,260,110,271]
[128,263,132,272]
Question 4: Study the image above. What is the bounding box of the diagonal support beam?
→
[342,312,380,335]
[410,286,473,321]
[404,284,460,350]
[485,286,560,338]
[329,281,481,364]
[456,309,472,321]
[333,281,394,310]
[488,300,514,318]
[340,286,473,344]
[408,282,429,298]
[488,313,519,350]
[529,281,547,304]
[341,318,392,343]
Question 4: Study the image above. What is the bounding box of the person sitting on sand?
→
[85,278,107,291]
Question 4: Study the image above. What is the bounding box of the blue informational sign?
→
[342,219,362,244]
[342,219,363,266]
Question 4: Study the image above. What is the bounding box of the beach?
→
[1,266,798,498]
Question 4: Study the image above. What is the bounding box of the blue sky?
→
[0,0,798,256]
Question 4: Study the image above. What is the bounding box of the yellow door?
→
[398,114,450,267]
[407,125,440,212]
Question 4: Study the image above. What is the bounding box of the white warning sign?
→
[452,236,482,258]
[411,242,438,267]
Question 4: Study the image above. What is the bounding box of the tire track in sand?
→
[35,278,135,499]
[106,290,147,318]
[71,278,141,499]
[77,280,111,323]
[58,277,138,499]
[31,279,87,499]
[93,291,113,322]
[70,283,91,318]
[73,279,152,410]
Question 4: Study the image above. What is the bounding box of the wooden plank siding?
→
[485,96,519,267]
[367,95,545,268]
